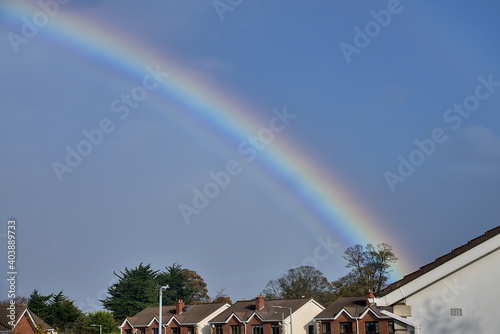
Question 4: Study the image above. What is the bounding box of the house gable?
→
[333,309,353,321]
[210,297,322,334]
[359,308,387,321]
[13,312,35,334]
[0,305,55,334]
[166,317,181,327]
[374,225,500,334]
[376,226,500,306]
[122,303,229,334]
[245,313,264,324]
[223,313,244,325]
[120,318,135,330]
[148,317,159,328]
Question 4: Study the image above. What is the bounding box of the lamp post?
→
[273,306,292,334]
[91,324,102,334]
[159,285,169,334]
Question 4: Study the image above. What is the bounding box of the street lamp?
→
[273,306,292,334]
[159,285,169,334]
[91,324,102,334]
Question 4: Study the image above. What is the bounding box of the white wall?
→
[283,300,324,334]
[199,304,231,334]
[380,240,500,334]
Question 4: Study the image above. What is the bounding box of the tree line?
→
[1,291,116,334]
[3,243,396,334]
[263,243,398,305]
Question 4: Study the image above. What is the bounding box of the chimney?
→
[176,299,185,314]
[365,289,375,306]
[255,295,265,310]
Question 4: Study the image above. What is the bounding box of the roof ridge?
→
[377,225,500,296]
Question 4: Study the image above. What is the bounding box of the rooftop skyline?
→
[1,0,499,312]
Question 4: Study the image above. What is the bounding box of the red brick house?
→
[314,292,396,334]
[120,301,229,334]
[208,295,324,334]
[0,304,56,334]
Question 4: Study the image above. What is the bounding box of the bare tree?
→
[332,243,398,297]
[0,296,28,305]
[262,266,334,306]
[211,287,232,304]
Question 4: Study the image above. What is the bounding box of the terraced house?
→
[314,291,397,334]
[120,225,500,334]
[208,295,324,334]
[120,300,229,334]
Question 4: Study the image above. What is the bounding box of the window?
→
[272,324,281,334]
[450,308,463,317]
[322,322,331,334]
[126,330,132,334]
[388,321,394,334]
[252,325,263,334]
[231,325,241,334]
[188,328,195,334]
[308,325,314,334]
[141,329,146,334]
[216,326,223,334]
[339,322,352,334]
[153,329,159,334]
[172,328,180,334]
[365,322,379,334]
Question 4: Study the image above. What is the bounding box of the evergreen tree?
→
[28,290,52,323]
[101,263,210,321]
[101,263,159,321]
[28,290,82,331]
[48,291,83,331]
[156,263,192,305]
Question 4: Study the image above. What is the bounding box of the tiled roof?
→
[30,312,54,330]
[125,303,228,327]
[314,297,392,320]
[209,298,311,323]
[0,304,26,331]
[376,225,500,297]
[0,304,54,332]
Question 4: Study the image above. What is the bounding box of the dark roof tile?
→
[126,303,227,327]
[315,297,392,320]
[0,304,54,332]
[209,299,311,323]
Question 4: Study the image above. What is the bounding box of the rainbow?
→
[3,1,416,279]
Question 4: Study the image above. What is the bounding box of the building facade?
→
[0,304,56,334]
[209,296,324,334]
[120,300,230,334]
[375,226,500,334]
[314,291,397,334]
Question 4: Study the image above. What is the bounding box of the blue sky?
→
[1,0,500,311]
